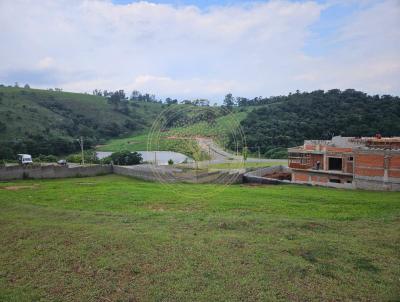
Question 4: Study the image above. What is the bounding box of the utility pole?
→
[258,146,261,160]
[78,136,84,165]
[243,146,248,162]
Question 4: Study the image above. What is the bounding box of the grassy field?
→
[0,175,399,301]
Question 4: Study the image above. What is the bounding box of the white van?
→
[17,154,33,165]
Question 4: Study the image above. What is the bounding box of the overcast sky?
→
[0,0,399,101]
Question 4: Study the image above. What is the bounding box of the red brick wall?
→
[354,167,384,177]
[346,161,353,173]
[293,173,308,182]
[354,153,400,179]
[389,155,400,180]
[356,154,384,168]
[390,156,400,169]
[311,175,328,183]
[389,170,400,178]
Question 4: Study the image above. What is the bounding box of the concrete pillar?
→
[383,153,391,183]
[323,153,328,171]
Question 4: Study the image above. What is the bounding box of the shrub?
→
[35,154,57,162]
[168,159,174,165]
[110,151,142,165]
[66,150,99,164]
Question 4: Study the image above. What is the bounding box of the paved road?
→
[196,137,287,164]
[196,138,241,161]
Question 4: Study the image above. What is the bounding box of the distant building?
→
[288,135,400,191]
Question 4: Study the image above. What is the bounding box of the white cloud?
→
[129,74,236,96]
[37,57,56,69]
[293,0,400,94]
[0,0,399,100]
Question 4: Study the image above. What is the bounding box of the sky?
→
[0,0,399,101]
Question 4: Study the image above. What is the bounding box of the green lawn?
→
[0,175,399,301]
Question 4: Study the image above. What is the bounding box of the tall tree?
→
[223,93,235,109]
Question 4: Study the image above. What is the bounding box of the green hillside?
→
[235,89,400,158]
[3,87,399,161]
[97,111,248,156]
[0,87,164,158]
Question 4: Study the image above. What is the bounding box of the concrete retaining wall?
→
[113,165,180,183]
[113,165,243,184]
[0,165,112,181]
[243,165,292,185]
[0,163,243,184]
[1,163,399,191]
[354,179,400,191]
[293,178,355,189]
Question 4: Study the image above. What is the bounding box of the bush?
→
[66,154,81,163]
[35,154,58,162]
[101,156,112,165]
[66,150,99,164]
[109,151,142,165]
[168,159,174,165]
[264,147,288,159]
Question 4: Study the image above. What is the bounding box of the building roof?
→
[291,136,400,153]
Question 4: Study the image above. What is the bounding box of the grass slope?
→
[97,111,248,158]
[0,87,163,142]
[0,175,399,301]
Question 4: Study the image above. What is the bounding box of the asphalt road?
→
[196,137,287,164]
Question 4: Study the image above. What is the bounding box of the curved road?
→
[196,138,287,164]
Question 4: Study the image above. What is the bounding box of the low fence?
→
[0,164,112,181]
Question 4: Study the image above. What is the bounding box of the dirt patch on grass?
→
[301,222,330,232]
[1,184,39,191]
[147,205,166,212]
[262,171,291,181]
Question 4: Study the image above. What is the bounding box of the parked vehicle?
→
[17,154,33,165]
[57,159,68,166]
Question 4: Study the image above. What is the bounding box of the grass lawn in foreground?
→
[0,175,399,301]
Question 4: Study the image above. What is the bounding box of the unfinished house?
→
[288,136,400,191]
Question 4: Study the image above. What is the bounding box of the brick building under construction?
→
[288,136,400,191]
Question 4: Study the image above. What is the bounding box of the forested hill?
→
[0,87,164,158]
[238,89,400,158]
[1,86,400,160]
